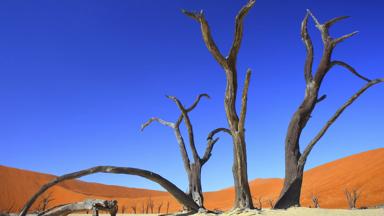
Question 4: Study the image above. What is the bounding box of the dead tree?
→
[157,202,163,214]
[37,199,117,216]
[166,201,170,214]
[274,10,384,209]
[182,0,256,209]
[344,188,361,209]
[18,166,199,216]
[121,205,126,214]
[142,94,230,209]
[130,203,137,214]
[35,192,54,213]
[311,193,320,208]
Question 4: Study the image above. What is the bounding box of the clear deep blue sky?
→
[0,0,383,192]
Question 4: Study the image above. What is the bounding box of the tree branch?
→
[182,10,228,68]
[316,94,327,103]
[141,117,175,131]
[39,200,117,216]
[330,61,371,82]
[299,78,384,166]
[19,166,200,216]
[228,0,256,63]
[333,31,359,45]
[301,11,314,83]
[186,93,210,112]
[201,127,232,165]
[167,95,200,162]
[324,16,350,28]
[238,69,252,131]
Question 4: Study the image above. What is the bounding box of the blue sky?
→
[0,0,383,192]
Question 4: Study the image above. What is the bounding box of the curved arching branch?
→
[18,166,200,216]
[299,78,384,166]
[329,61,371,82]
[186,93,210,112]
[39,199,117,216]
[228,0,256,62]
[201,128,232,165]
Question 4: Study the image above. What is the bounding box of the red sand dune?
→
[1,148,383,213]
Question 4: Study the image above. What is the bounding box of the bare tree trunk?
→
[38,199,117,216]
[18,166,199,216]
[183,0,256,209]
[274,10,384,209]
[142,94,231,210]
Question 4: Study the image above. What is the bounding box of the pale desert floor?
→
[68,208,384,216]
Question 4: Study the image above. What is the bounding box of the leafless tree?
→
[274,9,384,209]
[35,192,54,213]
[120,205,126,214]
[157,202,163,214]
[311,193,320,208]
[130,202,137,214]
[18,166,200,216]
[166,201,170,214]
[142,94,230,209]
[345,188,361,209]
[182,0,256,209]
[146,197,154,213]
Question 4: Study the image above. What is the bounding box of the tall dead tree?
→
[274,10,384,209]
[142,94,230,209]
[182,0,256,209]
[18,166,200,216]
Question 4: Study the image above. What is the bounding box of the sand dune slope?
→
[1,148,383,213]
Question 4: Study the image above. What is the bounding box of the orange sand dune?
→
[1,148,383,213]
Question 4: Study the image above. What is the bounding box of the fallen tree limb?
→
[38,199,117,216]
[18,166,200,216]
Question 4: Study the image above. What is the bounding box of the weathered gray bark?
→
[142,94,231,209]
[182,0,256,209]
[274,10,384,209]
[18,166,200,216]
[38,199,117,216]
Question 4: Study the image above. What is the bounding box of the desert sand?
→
[1,148,384,214]
[64,208,384,216]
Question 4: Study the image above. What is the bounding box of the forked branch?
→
[228,0,256,62]
[299,78,384,166]
[182,10,227,68]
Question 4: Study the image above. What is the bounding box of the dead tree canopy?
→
[37,199,117,216]
[183,0,256,209]
[18,166,200,216]
[274,10,384,209]
[142,94,231,209]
